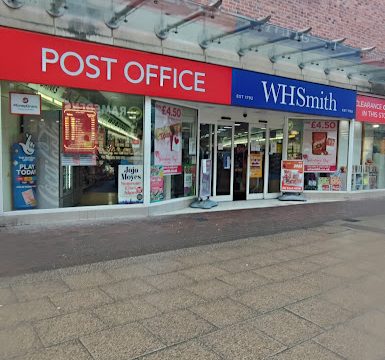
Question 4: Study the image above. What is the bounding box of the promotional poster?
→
[12,134,37,209]
[302,120,338,172]
[154,101,182,175]
[150,166,164,202]
[281,160,304,192]
[250,153,263,178]
[199,159,212,198]
[118,165,144,204]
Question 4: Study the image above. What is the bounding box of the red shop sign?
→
[356,95,385,124]
[0,26,232,105]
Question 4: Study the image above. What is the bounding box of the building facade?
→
[0,0,385,224]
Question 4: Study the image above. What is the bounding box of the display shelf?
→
[351,165,378,190]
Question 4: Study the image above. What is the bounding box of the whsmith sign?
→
[0,26,356,119]
[231,69,356,119]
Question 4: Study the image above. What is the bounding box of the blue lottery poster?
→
[12,133,37,210]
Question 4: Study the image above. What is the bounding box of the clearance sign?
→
[356,95,385,124]
[0,26,231,105]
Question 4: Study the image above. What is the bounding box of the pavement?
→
[1,212,385,359]
[1,197,385,277]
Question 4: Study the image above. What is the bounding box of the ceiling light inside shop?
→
[373,124,380,128]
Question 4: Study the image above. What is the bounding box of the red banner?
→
[0,26,232,105]
[356,95,385,124]
[62,103,98,154]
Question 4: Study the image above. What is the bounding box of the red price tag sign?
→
[311,121,337,129]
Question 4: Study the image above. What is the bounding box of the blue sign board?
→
[12,134,37,210]
[231,69,356,119]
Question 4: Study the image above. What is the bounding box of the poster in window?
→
[62,103,98,154]
[150,166,164,202]
[302,120,338,172]
[200,159,212,198]
[281,160,304,192]
[12,134,37,209]
[250,153,263,178]
[154,101,182,175]
[118,165,144,204]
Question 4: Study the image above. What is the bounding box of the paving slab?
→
[140,288,205,312]
[62,271,115,290]
[190,297,256,327]
[12,280,69,302]
[143,271,196,290]
[199,319,286,360]
[49,288,113,312]
[251,309,322,346]
[81,322,165,360]
[34,311,106,346]
[186,279,236,300]
[100,278,158,301]
[0,298,60,329]
[0,323,41,359]
[15,340,93,360]
[92,298,160,326]
[285,296,354,329]
[314,324,385,360]
[142,309,216,346]
[269,340,344,360]
[0,286,17,305]
[139,340,221,360]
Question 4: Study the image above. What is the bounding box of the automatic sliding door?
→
[248,126,266,199]
[216,125,233,198]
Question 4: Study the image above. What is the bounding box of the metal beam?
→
[324,57,385,75]
[46,0,67,17]
[2,0,23,8]
[238,27,311,56]
[156,0,222,40]
[200,15,271,49]
[270,37,346,63]
[106,0,148,29]
[348,66,385,79]
[298,46,375,70]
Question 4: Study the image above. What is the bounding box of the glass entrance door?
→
[215,124,233,200]
[233,123,249,200]
[267,128,284,197]
[247,125,267,199]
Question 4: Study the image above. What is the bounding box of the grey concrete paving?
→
[1,215,385,359]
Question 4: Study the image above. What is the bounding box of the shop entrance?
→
[199,120,284,201]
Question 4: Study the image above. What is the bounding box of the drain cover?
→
[343,218,361,222]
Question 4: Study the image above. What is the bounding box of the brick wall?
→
[219,0,384,53]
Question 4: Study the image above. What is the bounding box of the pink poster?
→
[154,102,182,175]
[302,120,338,172]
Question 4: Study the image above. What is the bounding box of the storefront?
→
[0,25,366,221]
[353,95,385,191]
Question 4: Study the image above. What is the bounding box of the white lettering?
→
[60,51,84,76]
[179,70,193,91]
[85,55,100,79]
[124,61,145,84]
[261,81,281,103]
[146,64,159,85]
[159,66,172,87]
[41,48,59,72]
[100,57,117,80]
[195,72,206,92]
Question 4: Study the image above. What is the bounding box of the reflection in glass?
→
[249,127,266,194]
[216,125,232,196]
[268,129,283,193]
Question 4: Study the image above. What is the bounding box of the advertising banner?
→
[63,103,98,154]
[154,101,182,175]
[118,165,144,204]
[199,159,212,198]
[231,69,356,119]
[150,166,164,203]
[302,120,338,172]
[0,26,231,105]
[10,93,41,115]
[281,160,304,192]
[250,153,263,178]
[12,134,37,209]
[356,95,385,124]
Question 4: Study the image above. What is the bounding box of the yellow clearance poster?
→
[250,153,263,178]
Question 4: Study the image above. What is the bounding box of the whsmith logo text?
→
[261,81,337,112]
